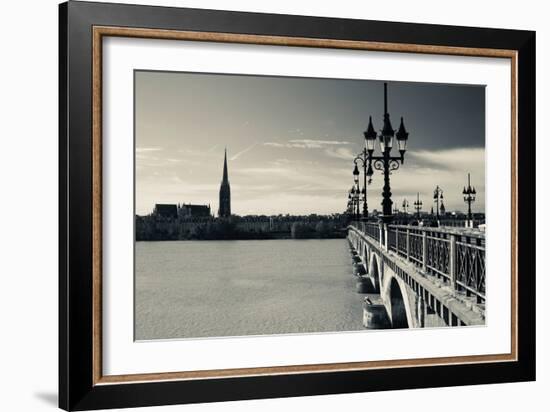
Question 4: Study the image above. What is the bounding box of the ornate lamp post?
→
[413,192,423,219]
[346,190,353,218]
[356,186,362,219]
[360,187,366,216]
[352,167,361,221]
[350,185,360,220]
[353,151,373,219]
[363,83,409,223]
[402,198,409,214]
[463,172,476,227]
[347,189,357,219]
[348,188,354,220]
[433,185,444,223]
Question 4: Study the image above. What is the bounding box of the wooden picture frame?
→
[59,1,535,410]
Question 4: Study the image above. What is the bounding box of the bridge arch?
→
[368,253,382,293]
[389,277,409,329]
[363,244,370,272]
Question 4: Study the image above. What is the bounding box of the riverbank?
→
[136,216,348,241]
[136,231,347,241]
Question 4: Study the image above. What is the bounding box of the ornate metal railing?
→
[353,221,381,242]
[365,222,380,242]
[408,228,424,266]
[456,234,486,299]
[425,231,451,281]
[350,221,485,303]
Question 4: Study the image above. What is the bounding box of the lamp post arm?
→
[367,154,403,162]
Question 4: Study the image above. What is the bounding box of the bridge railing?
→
[439,219,485,228]
[350,222,485,303]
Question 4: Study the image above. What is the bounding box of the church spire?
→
[218,148,231,218]
[222,147,229,183]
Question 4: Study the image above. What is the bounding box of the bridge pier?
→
[356,275,375,293]
[353,264,366,276]
[363,298,391,329]
[417,295,426,328]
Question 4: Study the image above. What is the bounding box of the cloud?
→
[233,192,346,216]
[136,147,163,153]
[178,148,218,157]
[264,139,351,149]
[407,148,484,171]
[235,166,296,176]
[230,143,258,161]
[289,139,350,146]
[324,147,355,160]
[137,144,485,216]
[365,147,485,212]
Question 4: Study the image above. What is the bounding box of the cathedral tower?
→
[218,149,231,217]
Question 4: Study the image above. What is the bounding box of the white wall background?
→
[0,0,546,411]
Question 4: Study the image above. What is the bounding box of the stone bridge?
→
[347,222,485,329]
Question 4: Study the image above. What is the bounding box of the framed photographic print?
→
[59,1,536,410]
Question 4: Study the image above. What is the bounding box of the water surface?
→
[135,239,364,340]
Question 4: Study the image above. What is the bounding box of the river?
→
[135,238,365,340]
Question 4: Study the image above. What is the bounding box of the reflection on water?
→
[135,239,364,340]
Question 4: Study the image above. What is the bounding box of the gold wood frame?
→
[92,26,518,386]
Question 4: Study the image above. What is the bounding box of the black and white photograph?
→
[1,0,541,411]
[134,71,486,340]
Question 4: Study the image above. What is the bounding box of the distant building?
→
[178,203,211,218]
[153,204,178,219]
[153,203,211,219]
[218,148,231,217]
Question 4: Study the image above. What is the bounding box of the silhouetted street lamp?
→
[402,199,409,214]
[360,187,366,216]
[346,190,353,217]
[363,82,409,223]
[353,150,373,219]
[353,164,360,186]
[433,185,444,223]
[348,189,353,217]
[350,185,361,220]
[463,173,476,226]
[413,192,423,219]
[351,171,365,220]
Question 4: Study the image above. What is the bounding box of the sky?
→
[135,70,485,216]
